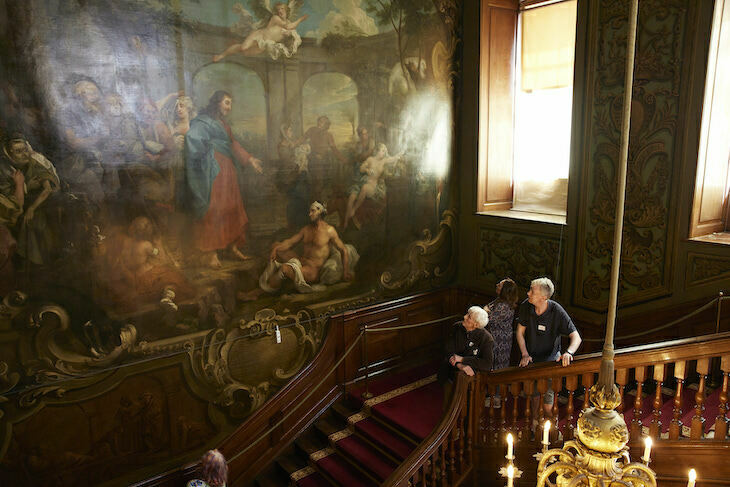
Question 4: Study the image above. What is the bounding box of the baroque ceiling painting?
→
[0,0,461,484]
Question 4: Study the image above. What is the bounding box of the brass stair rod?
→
[600,0,639,389]
[362,324,373,399]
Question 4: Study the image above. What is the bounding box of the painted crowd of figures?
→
[0,70,409,318]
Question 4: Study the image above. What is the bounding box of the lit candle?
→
[507,433,513,458]
[643,436,652,462]
[688,469,697,487]
[507,464,514,487]
[543,420,551,445]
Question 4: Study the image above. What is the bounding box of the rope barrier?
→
[583,295,729,342]
[364,314,460,332]
[225,330,364,464]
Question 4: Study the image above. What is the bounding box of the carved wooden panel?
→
[478,227,562,291]
[686,253,730,288]
[575,0,691,310]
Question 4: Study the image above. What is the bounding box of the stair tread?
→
[333,432,397,481]
[291,468,330,487]
[313,451,378,487]
[370,380,443,440]
[277,455,308,475]
[353,417,415,460]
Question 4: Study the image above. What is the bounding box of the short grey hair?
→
[531,277,555,298]
[468,306,489,328]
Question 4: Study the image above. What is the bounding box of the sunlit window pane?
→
[513,0,577,216]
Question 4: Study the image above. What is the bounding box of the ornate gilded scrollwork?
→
[380,209,457,292]
[8,301,137,408]
[183,307,321,418]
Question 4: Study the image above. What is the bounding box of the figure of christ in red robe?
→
[183,91,263,268]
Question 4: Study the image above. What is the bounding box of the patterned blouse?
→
[486,299,515,370]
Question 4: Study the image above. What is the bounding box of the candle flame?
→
[644,436,652,447]
[544,420,551,431]
[689,469,697,481]
[507,433,513,444]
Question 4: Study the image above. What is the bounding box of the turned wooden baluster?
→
[715,355,730,441]
[466,382,473,465]
[486,383,495,444]
[458,401,465,473]
[582,372,595,397]
[511,381,521,429]
[500,382,508,436]
[440,441,447,487]
[537,378,548,427]
[565,375,578,440]
[632,366,646,439]
[448,429,456,484]
[669,360,686,440]
[419,464,426,487]
[649,363,665,439]
[552,375,560,441]
[523,380,533,441]
[616,368,628,416]
[691,358,709,439]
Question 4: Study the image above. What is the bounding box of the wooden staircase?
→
[131,289,730,487]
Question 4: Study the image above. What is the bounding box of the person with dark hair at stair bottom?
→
[516,277,582,432]
[438,306,494,409]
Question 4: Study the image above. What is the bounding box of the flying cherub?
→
[213,1,308,62]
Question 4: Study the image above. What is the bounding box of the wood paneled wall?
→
[458,0,730,332]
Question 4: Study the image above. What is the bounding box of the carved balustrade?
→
[478,332,730,452]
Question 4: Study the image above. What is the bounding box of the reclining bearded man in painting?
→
[238,201,358,300]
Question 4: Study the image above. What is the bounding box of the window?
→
[477,0,577,219]
[690,0,730,240]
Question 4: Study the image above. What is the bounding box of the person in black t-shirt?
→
[438,306,494,409]
[516,277,581,423]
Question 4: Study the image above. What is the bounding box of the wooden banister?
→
[484,331,730,384]
[382,372,476,487]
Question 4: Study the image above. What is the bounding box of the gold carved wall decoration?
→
[380,209,457,292]
[183,307,320,419]
[686,254,730,287]
[478,229,560,291]
[576,0,688,309]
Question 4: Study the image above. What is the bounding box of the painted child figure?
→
[213,2,309,61]
[344,143,402,229]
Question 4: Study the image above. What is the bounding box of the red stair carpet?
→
[290,363,443,486]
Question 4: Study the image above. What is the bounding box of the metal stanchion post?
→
[717,291,724,334]
[362,324,373,399]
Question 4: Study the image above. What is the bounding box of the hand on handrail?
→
[557,352,574,367]
[457,363,474,376]
[519,354,533,367]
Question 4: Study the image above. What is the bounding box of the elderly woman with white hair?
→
[437,306,495,395]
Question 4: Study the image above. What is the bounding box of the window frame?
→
[689,0,730,240]
[476,0,579,222]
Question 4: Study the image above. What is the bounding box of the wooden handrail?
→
[484,331,730,384]
[383,372,476,487]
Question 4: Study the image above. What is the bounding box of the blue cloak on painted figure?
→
[182,93,256,255]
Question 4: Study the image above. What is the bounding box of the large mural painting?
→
[0,0,461,485]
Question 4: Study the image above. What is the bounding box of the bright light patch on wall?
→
[398,92,452,179]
